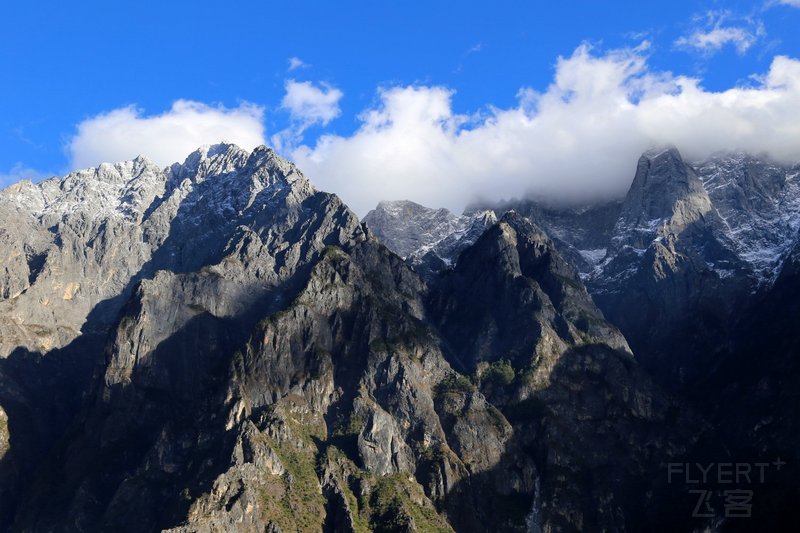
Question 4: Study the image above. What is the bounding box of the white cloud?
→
[272,80,343,150]
[676,26,758,54]
[675,11,764,55]
[776,0,800,7]
[288,56,308,71]
[281,80,342,127]
[67,100,266,169]
[291,43,800,215]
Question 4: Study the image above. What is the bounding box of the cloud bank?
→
[67,100,266,169]
[292,43,800,215]
[59,45,800,217]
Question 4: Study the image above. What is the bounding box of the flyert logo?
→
[667,459,787,519]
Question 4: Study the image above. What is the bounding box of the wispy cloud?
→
[454,41,485,73]
[675,11,765,56]
[288,56,309,71]
[467,42,483,54]
[67,100,266,169]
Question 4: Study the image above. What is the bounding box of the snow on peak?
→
[693,154,800,283]
[0,143,310,226]
[364,200,497,272]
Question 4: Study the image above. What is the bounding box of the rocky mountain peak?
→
[0,157,167,226]
[377,199,454,218]
[242,145,313,191]
[433,211,630,372]
[620,147,708,225]
[498,208,533,229]
[364,200,462,258]
[163,143,308,195]
[0,143,334,357]
[364,200,497,279]
[170,143,248,184]
[611,146,712,252]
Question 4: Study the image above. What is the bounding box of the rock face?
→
[372,146,800,530]
[586,147,748,390]
[0,144,717,532]
[363,200,462,259]
[0,143,316,356]
[363,200,496,279]
[455,148,800,393]
[428,213,707,531]
[475,199,622,275]
[583,148,800,407]
[430,212,631,372]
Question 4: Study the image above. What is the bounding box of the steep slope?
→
[583,148,751,389]
[0,143,360,530]
[488,149,800,288]
[695,153,800,283]
[365,149,800,528]
[6,201,534,532]
[0,143,314,356]
[469,148,800,392]
[471,199,622,275]
[466,149,800,529]
[0,147,715,532]
[0,144,259,525]
[582,148,800,395]
[362,200,464,259]
[688,235,800,531]
[430,212,631,372]
[427,213,712,531]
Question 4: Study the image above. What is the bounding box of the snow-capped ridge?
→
[367,147,800,291]
[363,200,498,276]
[0,143,313,225]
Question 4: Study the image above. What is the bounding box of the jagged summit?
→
[617,146,710,235]
[0,143,331,356]
[364,147,800,389]
[433,209,631,368]
[363,200,496,278]
[364,200,464,257]
[468,147,800,406]
[0,143,313,222]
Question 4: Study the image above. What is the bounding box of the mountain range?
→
[0,143,796,532]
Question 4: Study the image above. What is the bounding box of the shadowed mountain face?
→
[0,144,731,532]
[372,146,800,531]
[481,149,800,393]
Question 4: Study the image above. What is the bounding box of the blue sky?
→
[2,0,800,212]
